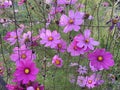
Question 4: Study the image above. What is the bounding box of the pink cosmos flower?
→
[67,40,84,56]
[0,0,12,8]
[50,6,64,15]
[88,49,114,70]
[85,74,96,88]
[54,39,67,53]
[18,0,26,6]
[6,84,24,90]
[85,73,104,88]
[76,29,99,50]
[10,45,36,65]
[77,76,86,87]
[40,30,61,48]
[59,10,84,33]
[4,30,22,45]
[57,0,78,5]
[33,82,44,90]
[52,55,63,68]
[102,2,109,7]
[75,3,85,10]
[14,60,39,84]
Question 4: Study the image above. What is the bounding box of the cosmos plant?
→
[0,0,117,90]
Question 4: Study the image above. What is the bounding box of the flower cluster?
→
[2,0,116,89]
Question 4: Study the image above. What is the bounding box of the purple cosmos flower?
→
[10,45,36,65]
[54,39,67,53]
[57,0,78,5]
[67,40,85,56]
[106,16,120,31]
[77,65,87,75]
[59,10,84,33]
[88,49,114,70]
[76,29,99,50]
[77,76,86,87]
[40,30,61,48]
[52,55,63,68]
[13,60,39,84]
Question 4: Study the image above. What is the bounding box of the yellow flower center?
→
[36,87,40,90]
[57,44,62,48]
[69,19,74,24]
[0,69,3,73]
[24,68,30,74]
[73,46,78,50]
[85,39,89,43]
[112,19,118,24]
[21,54,27,59]
[25,38,30,42]
[88,80,92,84]
[97,56,103,61]
[48,36,53,41]
[14,36,18,39]
[55,59,60,65]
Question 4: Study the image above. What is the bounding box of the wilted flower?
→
[77,65,87,75]
[77,76,86,87]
